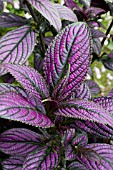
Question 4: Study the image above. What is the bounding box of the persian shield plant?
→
[0,21,113,169]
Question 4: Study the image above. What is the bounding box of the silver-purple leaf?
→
[76,144,113,170]
[0,12,30,28]
[0,25,36,75]
[2,64,49,100]
[27,0,61,32]
[0,83,46,114]
[54,4,78,22]
[68,161,87,170]
[76,83,91,100]
[55,100,113,127]
[0,0,13,5]
[92,38,101,55]
[2,156,25,170]
[0,91,53,128]
[0,128,45,156]
[86,80,100,96]
[44,22,91,96]
[73,120,113,138]
[22,146,59,170]
[93,96,113,114]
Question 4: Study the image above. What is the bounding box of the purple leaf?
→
[55,99,113,127]
[44,22,91,96]
[0,25,36,75]
[0,12,30,28]
[101,54,113,71]
[54,4,78,22]
[0,128,45,156]
[27,0,61,32]
[93,96,113,114]
[85,7,105,16]
[73,120,113,138]
[76,83,91,100]
[3,73,15,84]
[44,37,54,46]
[76,144,113,169]
[22,146,59,170]
[92,38,101,55]
[91,28,106,38]
[0,83,46,113]
[86,80,100,96]
[68,161,87,170]
[66,145,76,160]
[2,156,25,170]
[2,64,49,100]
[79,0,91,7]
[34,53,43,72]
[0,91,53,128]
[0,2,3,11]
[108,88,113,97]
[64,0,82,11]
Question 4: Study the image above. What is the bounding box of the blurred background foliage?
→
[0,0,113,95]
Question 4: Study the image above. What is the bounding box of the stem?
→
[101,18,113,46]
[25,0,46,54]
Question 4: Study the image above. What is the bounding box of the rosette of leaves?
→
[1,22,113,169]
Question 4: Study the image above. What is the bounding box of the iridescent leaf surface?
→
[93,96,113,114]
[86,80,100,96]
[0,13,29,28]
[0,91,53,128]
[73,120,113,138]
[76,83,91,100]
[0,83,46,114]
[68,161,87,170]
[27,0,61,32]
[2,156,25,170]
[54,4,78,22]
[44,22,91,96]
[0,26,36,75]
[76,144,113,170]
[0,128,45,156]
[22,146,59,170]
[55,100,113,127]
[2,64,49,100]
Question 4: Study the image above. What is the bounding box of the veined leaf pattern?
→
[0,25,36,75]
[54,4,78,22]
[27,0,61,32]
[0,91,53,128]
[2,156,25,170]
[55,100,113,127]
[44,22,91,97]
[22,146,59,170]
[2,64,49,100]
[0,128,45,155]
[0,12,29,28]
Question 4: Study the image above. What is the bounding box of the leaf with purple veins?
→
[2,64,49,100]
[72,120,113,139]
[44,22,91,97]
[0,91,53,128]
[55,99,113,127]
[2,156,25,170]
[0,13,30,28]
[0,128,46,156]
[93,96,113,114]
[54,4,78,22]
[75,83,91,100]
[22,146,59,170]
[27,0,61,32]
[0,25,36,75]
[86,80,100,96]
[68,161,87,170]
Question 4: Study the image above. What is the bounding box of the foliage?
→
[0,0,113,169]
